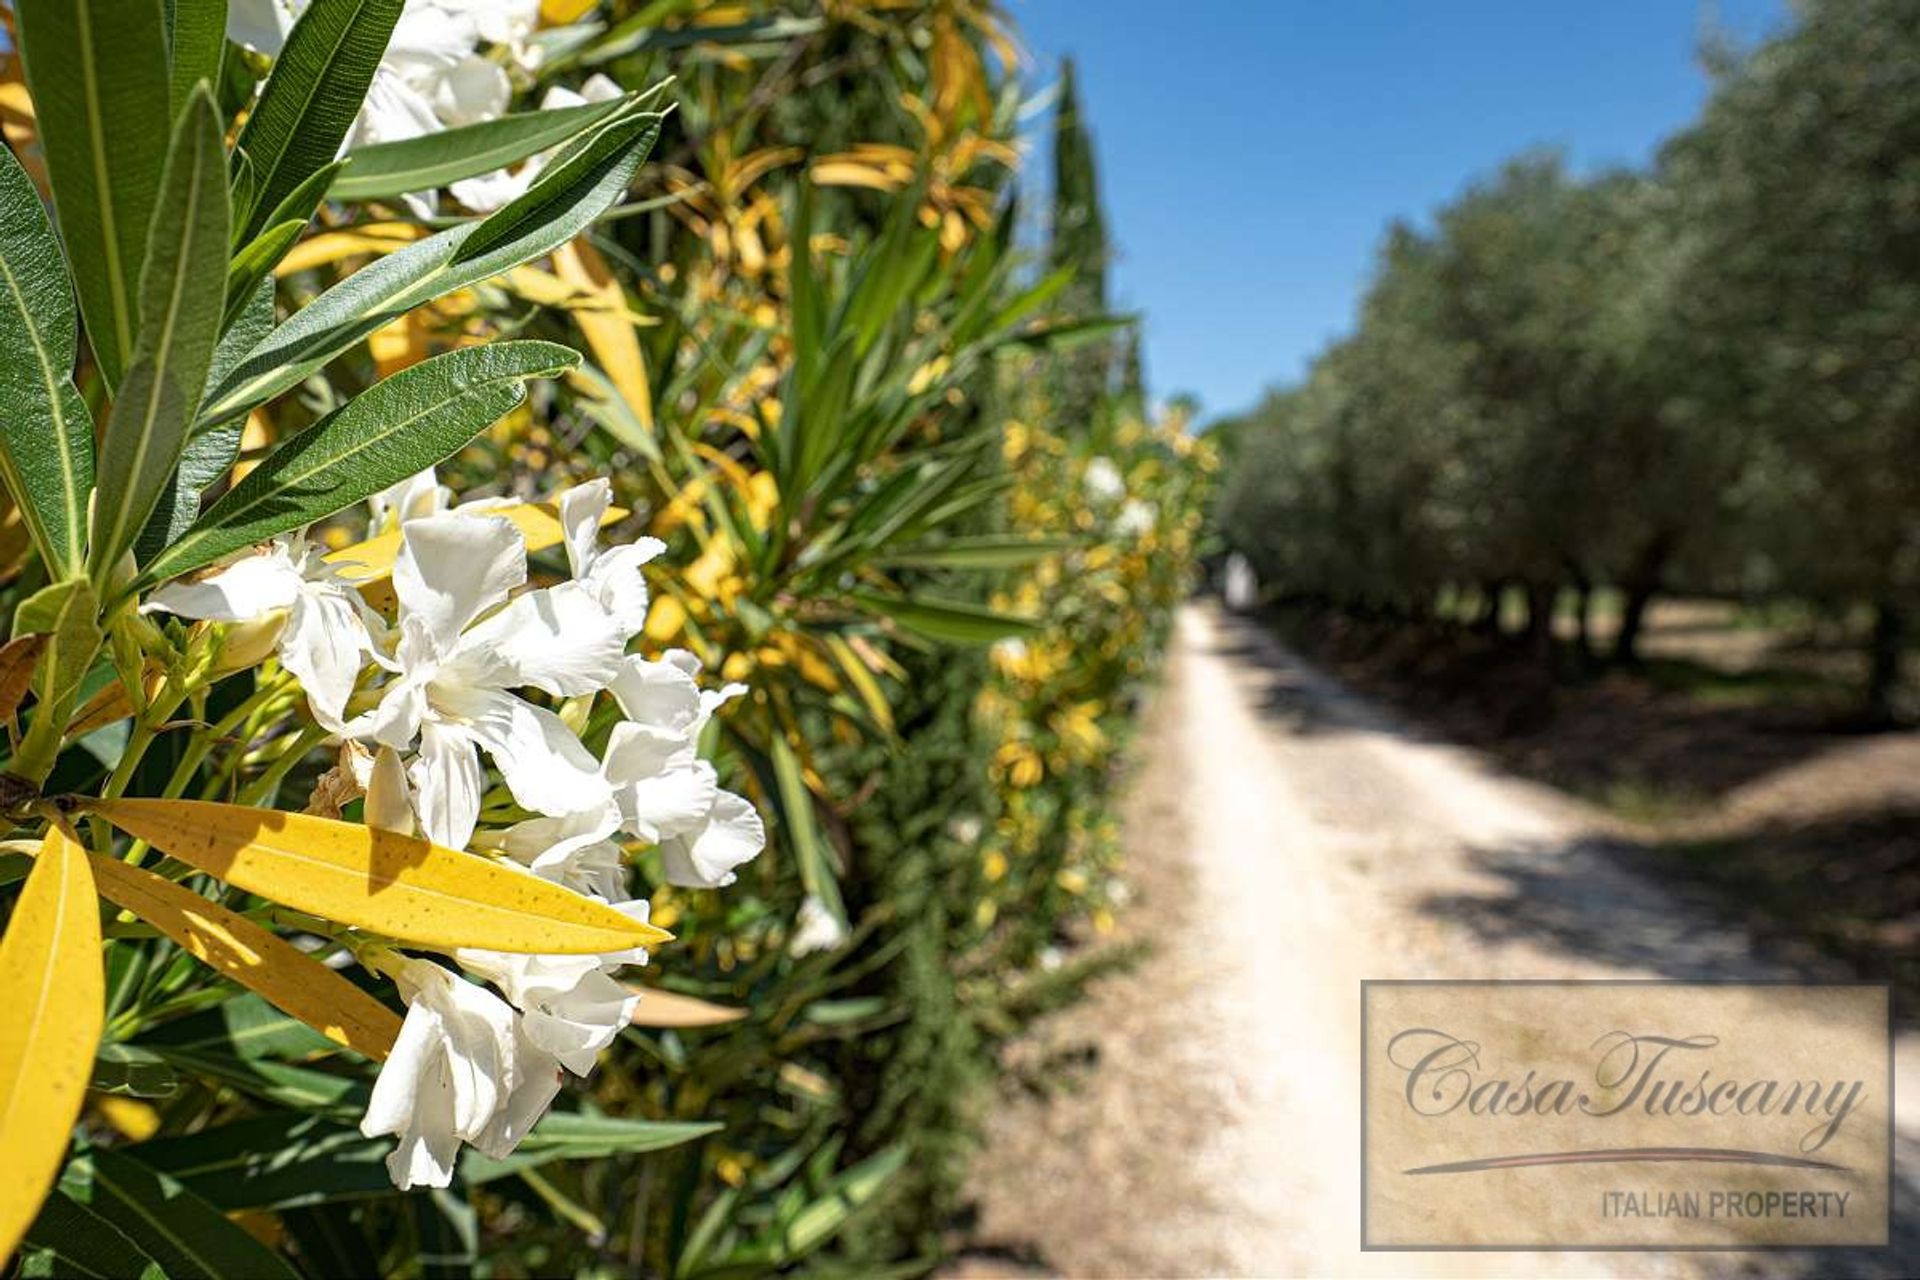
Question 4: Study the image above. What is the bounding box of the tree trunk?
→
[1571,578,1594,662]
[1615,584,1656,668]
[1863,599,1904,726]
[1474,581,1505,635]
[1613,531,1677,668]
[1523,582,1555,659]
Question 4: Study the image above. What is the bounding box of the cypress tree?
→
[1048,57,1114,429]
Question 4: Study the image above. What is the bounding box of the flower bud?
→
[212,609,289,673]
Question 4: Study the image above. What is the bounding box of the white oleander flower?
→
[349,513,620,849]
[658,790,766,891]
[1082,456,1125,505]
[604,652,765,888]
[484,808,628,900]
[147,536,384,732]
[367,468,453,533]
[456,898,647,1075]
[227,0,303,53]
[361,956,560,1189]
[558,477,664,638]
[1113,498,1157,538]
[787,894,848,958]
[453,941,642,1074]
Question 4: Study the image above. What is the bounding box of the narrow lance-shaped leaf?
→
[59,1149,301,1280]
[90,87,230,578]
[0,825,104,1267]
[87,799,672,955]
[232,0,404,242]
[768,734,847,928]
[847,588,1043,645]
[11,579,104,712]
[140,340,581,587]
[135,278,277,564]
[87,854,403,1061]
[0,146,95,575]
[327,92,639,201]
[18,1185,169,1279]
[167,0,230,121]
[15,0,173,386]
[872,535,1080,570]
[201,110,663,424]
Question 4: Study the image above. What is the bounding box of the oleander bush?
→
[0,2,1209,1276]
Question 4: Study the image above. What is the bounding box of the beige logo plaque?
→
[1361,981,1891,1250]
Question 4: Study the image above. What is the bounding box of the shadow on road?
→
[1413,837,1920,1279]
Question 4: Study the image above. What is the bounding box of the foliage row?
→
[0,0,1211,1276]
[1215,0,1920,719]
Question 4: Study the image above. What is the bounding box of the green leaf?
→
[453,109,662,265]
[90,88,231,579]
[136,279,278,563]
[144,341,579,586]
[224,219,305,326]
[873,535,1078,570]
[16,0,173,386]
[61,1148,301,1279]
[766,736,846,929]
[847,589,1043,646]
[232,0,404,242]
[460,1113,725,1184]
[412,1188,477,1280]
[142,992,343,1063]
[329,94,636,201]
[134,1114,391,1210]
[90,1043,180,1098]
[133,1111,722,1209]
[149,1045,371,1114]
[223,154,344,322]
[168,0,231,121]
[0,146,96,576]
[759,1146,905,1265]
[202,111,662,424]
[1002,310,1138,353]
[20,1188,167,1280]
[278,1204,383,1280]
[12,579,104,711]
[585,12,823,65]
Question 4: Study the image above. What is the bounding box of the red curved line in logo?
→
[1404,1147,1849,1175]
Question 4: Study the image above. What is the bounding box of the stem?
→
[236,724,329,807]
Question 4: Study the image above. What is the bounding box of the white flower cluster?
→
[1080,455,1156,539]
[228,0,613,213]
[147,473,766,1188]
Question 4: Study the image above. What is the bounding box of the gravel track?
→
[956,602,1919,1279]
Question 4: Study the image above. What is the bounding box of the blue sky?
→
[1011,0,1790,423]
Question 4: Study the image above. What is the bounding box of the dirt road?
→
[959,601,1918,1279]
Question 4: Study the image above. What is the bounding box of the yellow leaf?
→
[0,826,102,1266]
[87,854,402,1061]
[823,634,893,734]
[88,800,670,956]
[553,237,654,433]
[94,1095,159,1141]
[275,222,424,275]
[0,633,47,723]
[808,160,904,192]
[541,0,598,21]
[626,986,747,1028]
